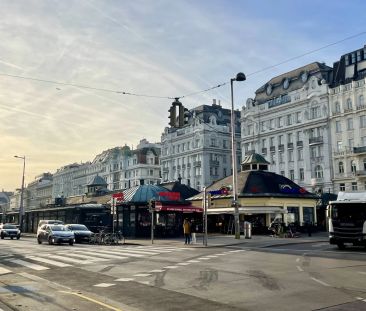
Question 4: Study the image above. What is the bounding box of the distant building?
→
[161,100,241,191]
[329,45,366,192]
[26,173,53,209]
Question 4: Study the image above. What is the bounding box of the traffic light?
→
[148,199,156,212]
[183,108,190,125]
[178,104,185,127]
[168,105,177,127]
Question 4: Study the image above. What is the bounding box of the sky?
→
[1,0,366,191]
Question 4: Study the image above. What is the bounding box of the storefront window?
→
[303,207,314,224]
[287,206,299,224]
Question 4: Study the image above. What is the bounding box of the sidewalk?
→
[21,232,329,248]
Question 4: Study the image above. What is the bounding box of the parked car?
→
[0,223,21,240]
[37,224,74,245]
[37,220,64,236]
[65,224,93,243]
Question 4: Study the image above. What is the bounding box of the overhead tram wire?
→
[0,31,365,101]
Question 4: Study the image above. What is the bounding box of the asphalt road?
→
[0,237,365,311]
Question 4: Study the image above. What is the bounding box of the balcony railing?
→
[309,136,323,145]
[354,146,366,154]
[278,144,285,152]
[270,146,276,153]
[356,170,366,176]
[187,163,191,168]
[344,108,353,113]
[162,167,169,172]
[262,148,267,154]
[296,141,303,147]
[287,143,294,149]
[209,160,220,167]
[193,161,201,167]
[357,105,366,110]
[177,165,181,170]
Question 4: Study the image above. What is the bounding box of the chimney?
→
[213,99,216,106]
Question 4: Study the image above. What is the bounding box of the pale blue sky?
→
[1,0,366,190]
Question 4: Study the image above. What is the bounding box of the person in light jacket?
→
[183,218,191,244]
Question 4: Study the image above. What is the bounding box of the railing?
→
[296,141,303,147]
[356,170,366,176]
[354,146,366,153]
[287,143,294,149]
[309,136,323,145]
[193,161,201,167]
[278,144,285,152]
[357,105,365,110]
[270,146,276,152]
[262,148,267,154]
[344,108,353,113]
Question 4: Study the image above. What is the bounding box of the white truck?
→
[327,192,366,249]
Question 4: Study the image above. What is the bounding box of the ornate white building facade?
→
[329,45,366,192]
[241,62,334,193]
[160,101,241,191]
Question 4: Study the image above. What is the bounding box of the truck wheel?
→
[48,237,54,245]
[337,242,345,250]
[37,238,42,244]
[1,234,4,239]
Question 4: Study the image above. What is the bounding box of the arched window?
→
[346,98,352,110]
[335,102,341,113]
[338,162,344,174]
[315,165,323,179]
[359,95,364,107]
[351,160,357,173]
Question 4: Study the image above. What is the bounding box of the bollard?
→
[191,232,197,244]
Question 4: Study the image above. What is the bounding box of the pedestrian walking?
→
[183,218,191,244]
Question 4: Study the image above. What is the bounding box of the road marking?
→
[116,249,160,255]
[187,260,200,263]
[149,269,165,273]
[164,266,178,269]
[0,267,12,275]
[358,272,366,275]
[137,281,151,285]
[310,277,330,287]
[94,283,115,287]
[198,257,211,260]
[48,254,93,265]
[115,278,134,282]
[177,263,190,266]
[355,297,366,302]
[6,259,49,271]
[296,258,300,262]
[57,253,109,262]
[206,255,218,258]
[73,251,127,260]
[88,250,145,257]
[60,291,123,311]
[296,266,304,272]
[26,256,71,267]
[131,247,172,253]
[133,273,151,277]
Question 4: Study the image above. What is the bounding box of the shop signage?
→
[279,184,307,194]
[158,191,180,201]
[208,187,230,195]
[112,192,124,202]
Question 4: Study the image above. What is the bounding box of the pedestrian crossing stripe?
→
[6,259,49,271]
[0,267,12,275]
[26,256,71,267]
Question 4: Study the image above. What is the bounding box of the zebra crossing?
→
[0,245,191,275]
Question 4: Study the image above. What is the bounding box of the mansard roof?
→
[88,175,107,186]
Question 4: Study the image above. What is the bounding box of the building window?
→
[277,117,283,128]
[335,102,341,113]
[359,95,364,107]
[298,148,303,160]
[280,170,285,176]
[296,112,301,123]
[360,115,366,128]
[270,137,275,146]
[348,139,354,149]
[347,118,353,130]
[335,120,342,133]
[337,141,343,151]
[290,170,294,180]
[351,160,357,173]
[286,114,292,126]
[315,165,323,179]
[346,98,352,110]
[299,168,304,181]
[340,183,345,191]
[339,162,344,173]
[278,135,283,145]
[279,152,284,163]
[352,182,358,191]
[288,150,294,162]
[288,133,293,143]
[310,106,320,119]
[363,158,366,170]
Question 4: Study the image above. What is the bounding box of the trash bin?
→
[244,221,252,239]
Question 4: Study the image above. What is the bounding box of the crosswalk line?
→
[135,246,185,251]
[26,256,71,267]
[0,267,12,275]
[115,249,160,255]
[73,250,127,260]
[57,252,109,262]
[47,254,93,265]
[91,249,145,258]
[129,247,173,253]
[6,259,49,271]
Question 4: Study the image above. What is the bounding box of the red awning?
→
[155,202,202,213]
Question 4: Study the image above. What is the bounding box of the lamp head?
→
[236,72,246,82]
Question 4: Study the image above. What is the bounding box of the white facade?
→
[52,139,161,199]
[161,101,240,191]
[329,45,366,192]
[241,62,333,193]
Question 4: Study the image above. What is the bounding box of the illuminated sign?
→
[158,192,180,201]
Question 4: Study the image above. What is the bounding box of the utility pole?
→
[203,187,208,246]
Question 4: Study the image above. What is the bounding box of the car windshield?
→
[3,224,17,229]
[68,225,88,231]
[50,225,68,232]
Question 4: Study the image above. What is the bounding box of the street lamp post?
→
[14,155,25,231]
[230,72,246,239]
